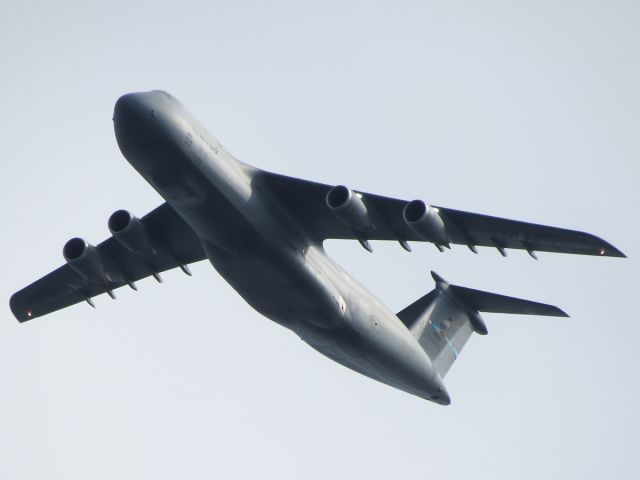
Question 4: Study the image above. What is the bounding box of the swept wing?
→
[10,203,206,322]
[260,171,625,257]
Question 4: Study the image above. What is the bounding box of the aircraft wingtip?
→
[613,249,627,258]
[9,292,29,323]
[603,244,626,258]
[590,234,627,258]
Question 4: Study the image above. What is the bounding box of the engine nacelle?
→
[325,185,372,233]
[63,237,107,282]
[108,209,154,256]
[403,200,449,246]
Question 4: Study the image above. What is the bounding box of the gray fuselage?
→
[113,90,449,404]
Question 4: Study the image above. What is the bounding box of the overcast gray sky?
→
[1,1,638,479]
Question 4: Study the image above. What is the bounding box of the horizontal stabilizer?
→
[398,272,569,379]
[447,286,568,317]
[430,271,568,317]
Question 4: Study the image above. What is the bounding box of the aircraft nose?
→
[113,92,162,148]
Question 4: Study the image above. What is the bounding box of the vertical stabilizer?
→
[397,272,567,378]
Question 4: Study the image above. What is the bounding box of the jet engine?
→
[108,209,155,256]
[325,185,372,233]
[402,200,449,246]
[63,237,107,282]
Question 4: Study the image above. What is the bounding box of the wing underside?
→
[11,170,625,322]
[10,203,207,322]
[260,170,625,258]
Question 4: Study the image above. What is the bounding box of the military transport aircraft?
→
[10,91,626,405]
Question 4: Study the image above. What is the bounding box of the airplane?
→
[10,90,626,405]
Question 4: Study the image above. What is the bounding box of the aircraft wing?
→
[10,203,207,322]
[260,170,625,258]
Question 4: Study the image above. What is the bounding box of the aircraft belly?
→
[120,132,340,329]
[202,241,345,330]
[116,95,442,400]
[203,241,444,400]
[297,318,440,401]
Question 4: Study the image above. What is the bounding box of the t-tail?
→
[397,271,568,383]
